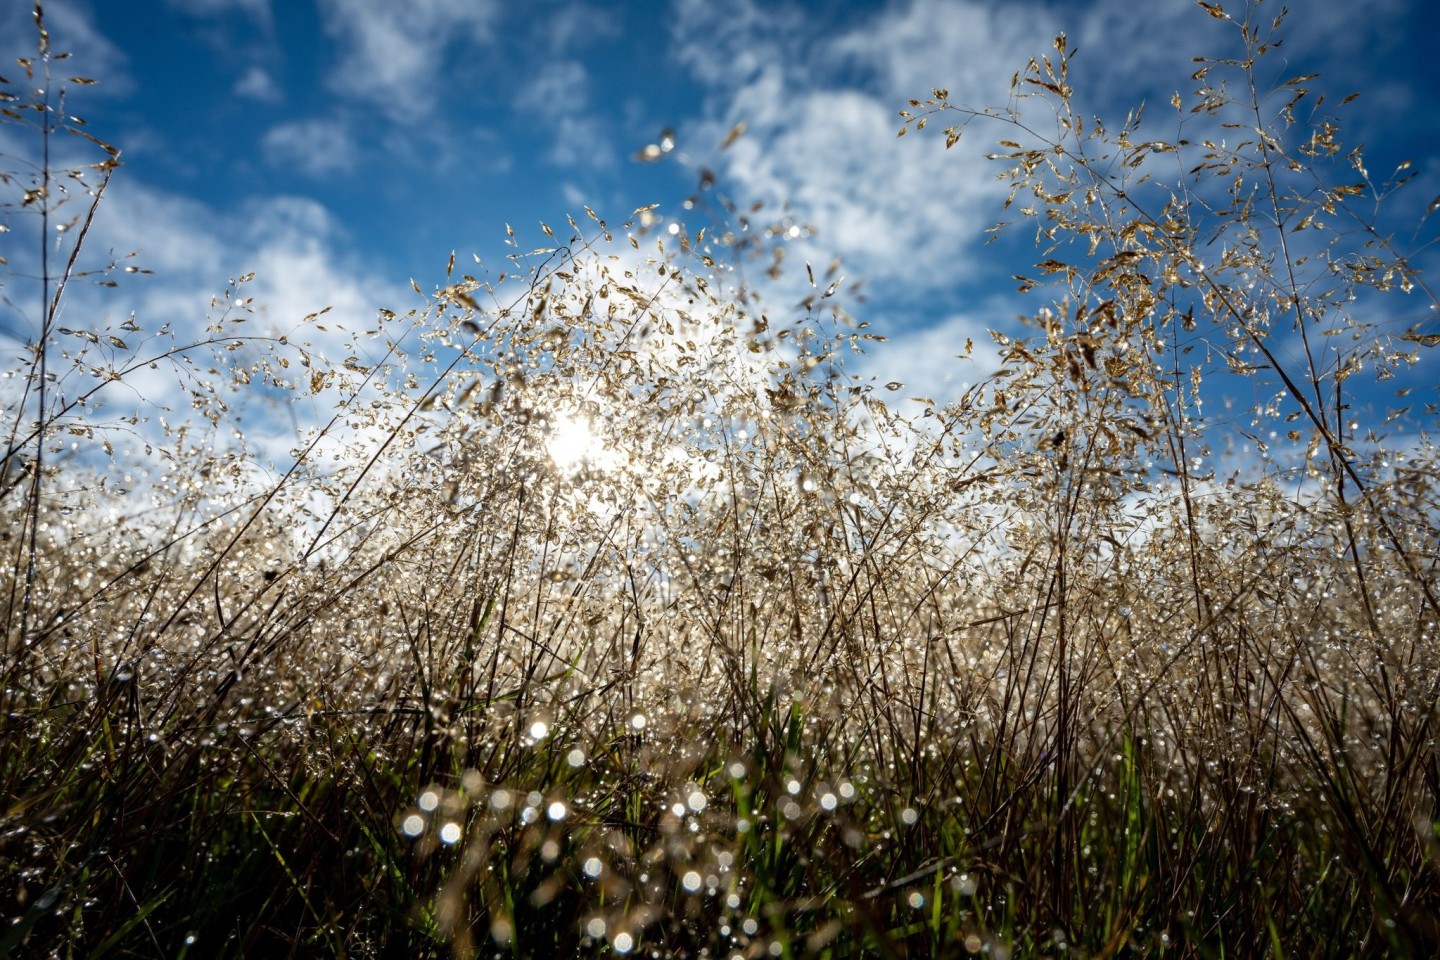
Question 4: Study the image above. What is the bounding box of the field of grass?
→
[3,4,1439,957]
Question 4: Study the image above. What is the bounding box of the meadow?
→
[3,3,1438,957]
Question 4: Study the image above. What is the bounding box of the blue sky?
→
[3,0,1438,463]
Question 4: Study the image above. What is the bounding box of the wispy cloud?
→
[263,117,357,177]
[668,0,806,88]
[316,0,501,121]
[0,1,132,95]
[164,0,272,26]
[515,59,613,170]
[510,3,624,171]
[234,64,282,103]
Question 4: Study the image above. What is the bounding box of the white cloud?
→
[500,4,622,171]
[669,0,1432,307]
[662,0,1440,428]
[736,87,989,280]
[515,58,614,169]
[316,0,501,120]
[515,57,587,119]
[531,0,620,54]
[238,198,389,342]
[234,64,283,103]
[263,117,357,177]
[829,0,1054,109]
[669,0,805,88]
[547,112,612,169]
[853,309,997,406]
[561,181,589,210]
[100,188,400,361]
[0,1,132,95]
[6,177,413,473]
[669,0,1059,295]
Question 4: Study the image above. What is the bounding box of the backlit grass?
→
[3,3,1438,957]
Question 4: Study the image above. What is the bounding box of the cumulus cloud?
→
[660,0,1440,423]
[3,174,412,474]
[669,0,1058,297]
[668,0,1431,303]
[88,185,401,359]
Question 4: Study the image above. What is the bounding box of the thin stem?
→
[18,44,53,649]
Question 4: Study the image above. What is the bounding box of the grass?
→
[3,1,1439,957]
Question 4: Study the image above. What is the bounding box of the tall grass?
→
[3,2,1439,956]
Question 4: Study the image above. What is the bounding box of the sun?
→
[545,413,611,473]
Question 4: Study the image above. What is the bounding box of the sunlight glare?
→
[545,413,611,473]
